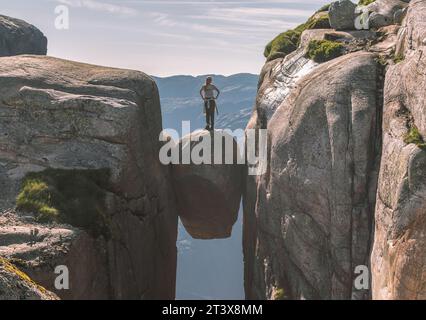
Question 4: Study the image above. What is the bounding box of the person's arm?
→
[200,86,205,100]
[214,85,220,99]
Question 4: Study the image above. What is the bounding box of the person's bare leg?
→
[211,107,215,131]
[205,101,210,130]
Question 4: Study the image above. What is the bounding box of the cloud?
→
[151,12,178,27]
[187,7,308,31]
[56,0,138,16]
[208,7,314,20]
[150,12,238,35]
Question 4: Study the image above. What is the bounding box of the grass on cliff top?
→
[404,125,426,150]
[16,168,112,238]
[306,40,345,63]
[264,8,331,60]
[0,256,50,296]
[358,0,376,6]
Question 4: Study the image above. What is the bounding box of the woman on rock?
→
[200,76,220,131]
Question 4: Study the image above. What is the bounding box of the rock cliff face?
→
[245,51,382,300]
[0,15,47,56]
[244,0,425,300]
[371,0,426,300]
[0,55,178,299]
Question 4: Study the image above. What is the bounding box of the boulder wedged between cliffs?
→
[170,130,244,240]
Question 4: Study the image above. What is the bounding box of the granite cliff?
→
[0,55,178,299]
[244,0,425,300]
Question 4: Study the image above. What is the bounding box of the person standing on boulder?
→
[200,76,220,131]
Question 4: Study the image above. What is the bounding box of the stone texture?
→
[367,0,408,29]
[329,0,357,30]
[244,51,382,300]
[0,255,58,300]
[0,55,178,299]
[0,209,110,300]
[395,0,426,57]
[370,25,401,54]
[0,15,47,57]
[371,0,426,300]
[172,130,243,239]
[256,29,377,127]
[245,0,425,302]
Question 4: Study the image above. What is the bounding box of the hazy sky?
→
[1,0,330,76]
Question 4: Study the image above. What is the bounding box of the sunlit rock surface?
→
[371,0,426,300]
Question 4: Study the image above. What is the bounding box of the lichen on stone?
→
[393,53,404,64]
[0,257,50,296]
[404,125,426,150]
[358,0,376,6]
[273,288,287,300]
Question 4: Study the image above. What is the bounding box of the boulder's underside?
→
[172,130,243,240]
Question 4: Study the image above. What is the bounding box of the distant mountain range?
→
[154,73,258,133]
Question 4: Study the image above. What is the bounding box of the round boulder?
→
[329,0,357,30]
[0,15,47,57]
[367,0,408,28]
[172,130,243,239]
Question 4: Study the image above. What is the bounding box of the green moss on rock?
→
[393,53,405,64]
[273,288,287,300]
[359,0,376,6]
[306,39,345,63]
[264,10,331,60]
[404,125,426,150]
[16,168,112,238]
[304,13,331,30]
[264,29,300,60]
